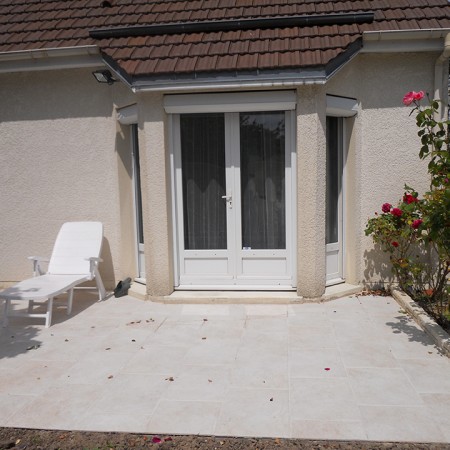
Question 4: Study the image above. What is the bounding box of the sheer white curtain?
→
[326,116,340,245]
[180,113,227,250]
[240,111,286,250]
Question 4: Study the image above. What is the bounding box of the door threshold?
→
[176,285,295,291]
[148,283,362,304]
[162,290,303,304]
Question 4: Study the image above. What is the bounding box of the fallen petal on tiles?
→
[152,436,162,443]
[164,437,173,442]
[324,368,331,371]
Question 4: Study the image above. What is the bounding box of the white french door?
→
[173,110,295,289]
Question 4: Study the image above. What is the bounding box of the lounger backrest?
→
[47,222,103,275]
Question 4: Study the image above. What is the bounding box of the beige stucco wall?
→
[0,67,136,289]
[296,84,327,298]
[0,50,442,297]
[137,93,174,297]
[327,51,439,287]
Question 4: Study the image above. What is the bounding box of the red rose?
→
[391,208,403,217]
[403,193,418,204]
[412,219,423,229]
[382,203,392,213]
[413,91,424,101]
[392,241,399,247]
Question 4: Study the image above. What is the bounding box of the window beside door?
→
[326,116,344,283]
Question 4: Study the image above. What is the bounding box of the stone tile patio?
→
[0,292,449,442]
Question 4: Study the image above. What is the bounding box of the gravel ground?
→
[1,428,450,450]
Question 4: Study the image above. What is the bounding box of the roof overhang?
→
[362,29,450,53]
[103,37,362,93]
[0,46,103,73]
[129,69,328,93]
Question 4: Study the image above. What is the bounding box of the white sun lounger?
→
[1,222,106,328]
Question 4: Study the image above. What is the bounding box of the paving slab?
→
[0,292,449,443]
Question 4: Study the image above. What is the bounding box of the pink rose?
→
[412,219,423,229]
[392,241,399,248]
[403,92,415,106]
[391,208,402,217]
[382,203,392,213]
[403,91,424,106]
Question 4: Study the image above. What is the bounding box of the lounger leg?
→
[94,267,106,300]
[28,300,34,313]
[3,299,10,327]
[45,297,53,328]
[67,289,74,316]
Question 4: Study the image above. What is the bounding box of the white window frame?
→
[117,104,146,281]
[325,95,356,285]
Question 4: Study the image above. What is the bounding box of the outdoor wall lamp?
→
[92,69,117,85]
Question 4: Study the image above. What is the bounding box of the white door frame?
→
[166,91,297,290]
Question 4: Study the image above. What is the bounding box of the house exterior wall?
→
[137,93,174,297]
[0,67,136,289]
[327,51,438,287]
[296,84,327,298]
[0,51,440,297]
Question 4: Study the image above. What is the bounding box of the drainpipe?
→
[434,33,450,120]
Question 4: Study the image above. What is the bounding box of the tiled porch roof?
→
[0,0,449,82]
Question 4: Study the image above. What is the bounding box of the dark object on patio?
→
[114,277,132,298]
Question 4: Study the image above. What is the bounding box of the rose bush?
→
[365,92,449,325]
[365,186,425,293]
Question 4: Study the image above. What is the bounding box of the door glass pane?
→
[240,111,286,250]
[180,113,227,250]
[326,116,340,244]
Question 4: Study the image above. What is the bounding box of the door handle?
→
[221,194,232,208]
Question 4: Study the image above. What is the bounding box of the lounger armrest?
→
[27,256,49,276]
[86,257,103,278]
